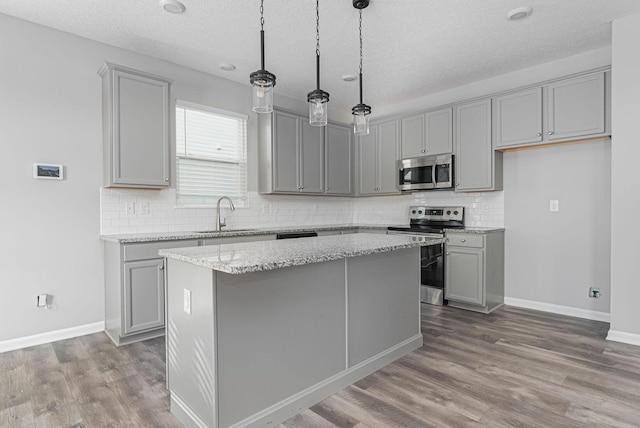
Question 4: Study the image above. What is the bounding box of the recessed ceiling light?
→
[342,74,358,82]
[506,7,532,21]
[219,63,236,71]
[160,0,186,14]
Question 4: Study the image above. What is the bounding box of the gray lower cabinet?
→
[494,71,608,150]
[99,62,172,188]
[104,239,198,346]
[357,119,401,196]
[123,259,165,335]
[445,231,504,313]
[455,98,503,192]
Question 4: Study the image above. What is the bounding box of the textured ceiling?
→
[2,0,640,113]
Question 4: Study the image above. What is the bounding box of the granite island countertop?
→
[159,233,444,274]
[101,224,392,243]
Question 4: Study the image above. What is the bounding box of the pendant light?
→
[352,0,371,135]
[250,0,276,113]
[307,0,330,126]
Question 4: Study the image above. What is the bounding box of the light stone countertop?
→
[101,224,392,243]
[159,233,444,274]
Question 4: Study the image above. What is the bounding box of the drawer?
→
[201,234,276,245]
[446,233,484,248]
[123,239,199,262]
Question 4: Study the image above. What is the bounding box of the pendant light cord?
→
[260,0,265,70]
[316,0,321,90]
[359,9,363,104]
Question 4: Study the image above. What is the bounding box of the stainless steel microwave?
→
[398,154,454,191]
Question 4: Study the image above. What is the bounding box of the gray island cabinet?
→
[160,233,441,428]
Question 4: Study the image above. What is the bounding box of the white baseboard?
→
[606,330,640,347]
[0,321,105,354]
[504,297,610,322]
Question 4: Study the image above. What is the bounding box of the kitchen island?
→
[160,233,443,428]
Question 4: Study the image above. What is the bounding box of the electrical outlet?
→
[140,202,150,215]
[184,289,192,315]
[37,294,48,307]
[589,287,601,299]
[125,202,136,215]
[549,200,559,212]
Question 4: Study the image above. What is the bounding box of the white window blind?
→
[176,102,248,206]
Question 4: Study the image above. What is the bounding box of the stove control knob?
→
[418,210,423,215]
[446,210,451,215]
[411,210,417,215]
[453,210,459,215]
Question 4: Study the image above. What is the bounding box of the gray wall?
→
[610,14,640,338]
[503,141,611,314]
[0,12,310,343]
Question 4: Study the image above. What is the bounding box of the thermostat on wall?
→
[33,163,64,180]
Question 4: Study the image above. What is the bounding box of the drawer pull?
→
[460,239,466,242]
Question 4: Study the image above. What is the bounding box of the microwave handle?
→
[432,162,437,185]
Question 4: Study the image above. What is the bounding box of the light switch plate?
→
[184,289,191,315]
[549,200,559,212]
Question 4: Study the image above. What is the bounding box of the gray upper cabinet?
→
[495,87,543,148]
[547,72,605,141]
[357,120,401,196]
[494,71,608,150]
[261,108,349,195]
[272,110,300,193]
[300,121,324,194]
[401,108,452,158]
[325,124,353,195]
[455,99,503,192]
[99,62,172,188]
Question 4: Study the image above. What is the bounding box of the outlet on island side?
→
[184,288,192,315]
[589,287,601,299]
[37,294,48,308]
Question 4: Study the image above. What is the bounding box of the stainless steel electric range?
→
[388,206,464,306]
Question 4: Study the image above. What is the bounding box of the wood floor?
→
[3,304,640,427]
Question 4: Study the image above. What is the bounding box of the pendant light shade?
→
[307,0,329,126]
[250,0,276,113]
[352,0,371,135]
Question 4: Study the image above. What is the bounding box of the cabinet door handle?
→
[460,239,466,242]
[548,131,554,135]
[446,253,449,255]
[536,133,542,137]
[159,265,165,270]
[456,183,460,187]
[165,177,169,182]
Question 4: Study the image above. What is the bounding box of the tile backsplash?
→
[100,188,504,235]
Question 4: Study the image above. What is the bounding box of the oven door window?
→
[400,165,434,186]
[434,163,452,187]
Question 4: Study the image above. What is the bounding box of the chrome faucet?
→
[216,196,235,231]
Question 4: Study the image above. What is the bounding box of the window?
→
[176,101,248,207]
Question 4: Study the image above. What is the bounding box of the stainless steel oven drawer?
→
[446,233,484,248]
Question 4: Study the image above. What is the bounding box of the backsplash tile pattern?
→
[100,188,504,235]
